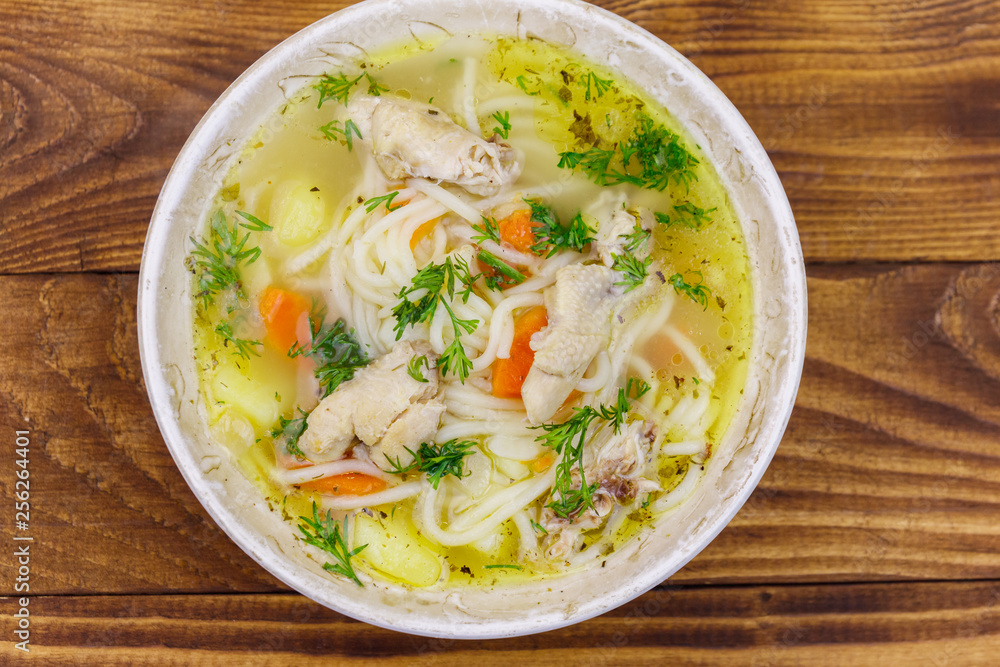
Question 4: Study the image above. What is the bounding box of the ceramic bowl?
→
[137,0,806,639]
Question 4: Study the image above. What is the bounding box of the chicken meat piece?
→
[540,420,659,560]
[592,207,651,268]
[299,340,445,470]
[348,95,521,196]
[521,263,617,424]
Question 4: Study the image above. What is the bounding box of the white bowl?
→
[138,0,806,639]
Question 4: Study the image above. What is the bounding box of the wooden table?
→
[2,0,999,663]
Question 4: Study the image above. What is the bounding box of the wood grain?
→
[1,0,999,273]
[5,582,1000,664]
[2,265,999,594]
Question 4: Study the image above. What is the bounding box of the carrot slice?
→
[409,217,441,250]
[297,473,387,496]
[531,452,554,473]
[492,306,548,398]
[258,287,311,352]
[497,209,538,253]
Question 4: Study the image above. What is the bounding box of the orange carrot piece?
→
[258,287,311,352]
[492,306,548,398]
[531,453,554,473]
[297,473,387,496]
[497,209,538,253]
[409,217,440,250]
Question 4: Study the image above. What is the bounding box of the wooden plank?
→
[1,0,999,273]
[1,265,999,594]
[4,582,1000,664]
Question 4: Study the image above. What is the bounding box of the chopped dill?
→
[611,252,650,292]
[188,209,268,309]
[364,191,402,213]
[289,312,369,398]
[558,113,699,192]
[477,249,526,291]
[530,520,548,535]
[627,377,651,399]
[271,409,309,458]
[525,199,594,257]
[471,216,502,245]
[579,71,613,101]
[667,272,712,310]
[391,256,480,381]
[298,503,366,587]
[484,564,523,570]
[654,202,716,230]
[387,439,477,489]
[319,118,362,150]
[491,110,512,139]
[313,71,387,108]
[407,355,431,383]
[214,321,261,360]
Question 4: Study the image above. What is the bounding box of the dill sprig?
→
[477,249,526,291]
[214,321,262,360]
[525,199,594,257]
[627,377,651,399]
[579,71,613,101]
[271,408,310,458]
[387,439,477,489]
[530,519,548,535]
[407,355,431,383]
[289,312,369,398]
[491,110,512,139]
[621,222,651,253]
[364,191,402,213]
[611,252,651,292]
[188,209,268,309]
[297,502,366,587]
[319,119,362,150]
[471,216,502,245]
[533,407,602,518]
[654,202,716,230]
[391,256,480,382]
[484,564,523,570]
[667,272,712,310]
[533,393,635,519]
[557,112,699,192]
[313,71,387,108]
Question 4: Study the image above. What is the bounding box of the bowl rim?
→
[138,0,806,639]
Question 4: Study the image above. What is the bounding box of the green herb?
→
[364,191,402,213]
[477,249,526,291]
[391,256,480,381]
[627,377,651,399]
[234,210,273,232]
[692,377,701,385]
[621,222,650,253]
[530,519,548,535]
[598,388,631,435]
[525,199,594,257]
[558,113,699,192]
[214,321,262,360]
[484,564,523,570]
[532,406,602,518]
[298,502,366,587]
[641,494,652,509]
[667,272,712,310]
[387,439,477,489]
[579,71,613,101]
[290,313,369,398]
[654,202,716,230]
[491,110,512,139]
[407,355,431,383]
[515,74,540,96]
[471,216,502,245]
[319,118,362,150]
[313,71,387,108]
[611,252,650,292]
[271,409,310,458]
[188,209,266,309]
